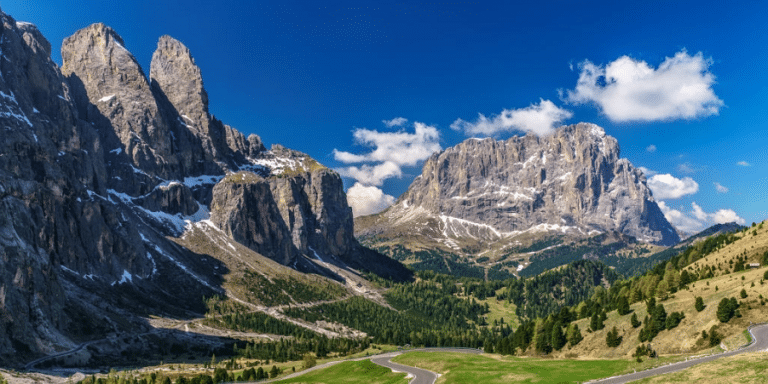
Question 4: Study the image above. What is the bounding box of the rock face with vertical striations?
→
[356,123,679,270]
[0,10,409,366]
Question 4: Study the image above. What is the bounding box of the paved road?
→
[370,348,483,384]
[256,348,481,384]
[587,323,768,384]
[371,355,437,384]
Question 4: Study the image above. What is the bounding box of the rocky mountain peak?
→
[358,123,679,261]
[150,35,209,125]
[16,21,51,57]
[0,10,409,364]
[61,22,178,180]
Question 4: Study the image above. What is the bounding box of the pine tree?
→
[617,296,630,315]
[606,326,622,347]
[269,365,279,379]
[590,311,605,331]
[567,323,583,347]
[651,304,667,332]
[646,297,656,314]
[551,322,566,351]
[630,313,641,328]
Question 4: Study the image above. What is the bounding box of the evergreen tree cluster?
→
[716,297,740,323]
[605,326,622,347]
[235,336,369,362]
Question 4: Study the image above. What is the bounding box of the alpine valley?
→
[1,6,767,384]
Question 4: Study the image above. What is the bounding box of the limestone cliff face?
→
[0,12,403,365]
[61,23,180,181]
[359,123,679,252]
[268,168,355,258]
[211,173,298,265]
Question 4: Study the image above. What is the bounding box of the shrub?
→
[695,296,705,312]
[709,326,722,346]
[665,311,685,329]
[717,297,739,323]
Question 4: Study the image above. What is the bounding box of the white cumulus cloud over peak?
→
[563,51,723,122]
[333,122,441,166]
[647,173,699,199]
[737,161,751,167]
[336,161,402,186]
[382,117,408,127]
[346,182,396,217]
[333,121,441,187]
[450,99,573,137]
[646,144,657,153]
[710,209,746,225]
[714,182,729,193]
[659,201,746,234]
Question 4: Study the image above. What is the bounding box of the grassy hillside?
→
[534,220,768,358]
[391,351,633,384]
[632,352,768,383]
[277,360,408,384]
[555,265,767,358]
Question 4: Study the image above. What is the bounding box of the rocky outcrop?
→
[359,123,679,254]
[211,173,298,265]
[268,168,355,258]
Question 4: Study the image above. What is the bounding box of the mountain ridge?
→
[357,123,680,277]
[0,11,408,365]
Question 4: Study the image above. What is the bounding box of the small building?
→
[748,263,761,269]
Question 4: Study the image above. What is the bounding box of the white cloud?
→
[647,174,699,199]
[563,51,723,122]
[737,161,751,167]
[333,121,441,187]
[638,166,657,177]
[382,117,408,127]
[346,182,395,217]
[714,182,728,193]
[646,144,657,153]
[333,122,441,166]
[691,202,709,221]
[711,209,746,225]
[450,99,572,137]
[659,201,746,234]
[336,161,402,186]
[658,201,705,234]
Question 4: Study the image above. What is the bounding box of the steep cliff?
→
[0,11,408,366]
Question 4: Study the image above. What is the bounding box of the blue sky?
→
[5,0,767,233]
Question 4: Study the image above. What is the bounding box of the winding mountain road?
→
[266,324,768,384]
[587,323,768,384]
[370,354,437,384]
[256,348,481,384]
[369,348,483,384]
